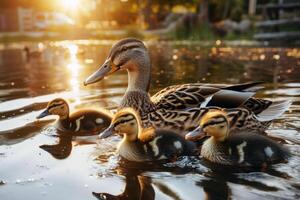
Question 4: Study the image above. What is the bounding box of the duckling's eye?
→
[220,125,224,129]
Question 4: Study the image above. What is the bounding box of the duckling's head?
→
[84,38,150,86]
[36,98,69,120]
[99,108,140,141]
[185,110,229,142]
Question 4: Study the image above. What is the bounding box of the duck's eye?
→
[219,125,224,129]
[122,46,128,51]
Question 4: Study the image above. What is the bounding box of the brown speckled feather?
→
[140,107,270,135]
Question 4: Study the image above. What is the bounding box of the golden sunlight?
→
[62,0,80,11]
[65,44,81,105]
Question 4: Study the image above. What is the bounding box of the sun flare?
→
[62,0,80,11]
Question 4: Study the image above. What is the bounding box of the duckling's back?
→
[142,129,198,160]
[225,133,290,166]
[63,109,111,134]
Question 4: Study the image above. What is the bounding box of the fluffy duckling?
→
[99,108,197,162]
[37,98,112,134]
[185,110,290,167]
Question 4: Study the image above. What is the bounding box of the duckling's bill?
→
[185,126,205,141]
[99,125,114,139]
[36,109,50,119]
[84,59,119,86]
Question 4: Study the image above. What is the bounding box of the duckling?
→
[185,110,290,167]
[36,98,112,134]
[99,108,197,162]
[84,38,291,133]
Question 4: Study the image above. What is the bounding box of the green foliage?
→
[209,0,245,22]
[169,22,215,40]
[224,29,255,40]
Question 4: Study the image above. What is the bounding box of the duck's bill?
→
[185,126,205,141]
[99,125,115,139]
[84,59,119,86]
[36,109,50,119]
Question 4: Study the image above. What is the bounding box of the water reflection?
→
[0,41,299,200]
[39,132,73,159]
[93,171,154,200]
[65,44,82,105]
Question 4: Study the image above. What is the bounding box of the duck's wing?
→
[151,82,276,114]
[152,81,263,100]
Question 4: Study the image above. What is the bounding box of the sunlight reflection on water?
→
[0,40,299,200]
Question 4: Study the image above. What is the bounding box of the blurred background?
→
[0,0,299,42]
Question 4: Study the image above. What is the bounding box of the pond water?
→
[0,40,299,200]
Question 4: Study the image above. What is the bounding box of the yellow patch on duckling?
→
[96,118,104,124]
[75,116,85,132]
[264,146,274,158]
[237,141,247,163]
[174,141,182,150]
[149,136,162,156]
[228,148,232,155]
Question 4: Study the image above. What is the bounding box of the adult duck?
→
[84,38,290,132]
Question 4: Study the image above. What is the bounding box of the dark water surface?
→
[0,40,299,200]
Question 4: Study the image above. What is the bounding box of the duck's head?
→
[84,38,150,86]
[99,108,140,141]
[185,110,230,142]
[36,98,69,120]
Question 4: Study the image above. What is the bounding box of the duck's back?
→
[151,82,272,114]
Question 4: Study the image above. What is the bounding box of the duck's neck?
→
[58,114,70,129]
[120,61,155,113]
[126,62,151,92]
[59,113,69,121]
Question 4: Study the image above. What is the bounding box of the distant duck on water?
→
[23,46,43,62]
[185,110,290,167]
[99,108,197,162]
[36,98,112,134]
